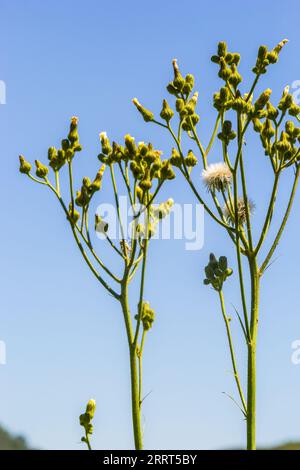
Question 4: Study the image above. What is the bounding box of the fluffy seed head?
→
[223,197,255,225]
[202,163,232,192]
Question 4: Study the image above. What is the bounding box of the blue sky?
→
[1,0,300,450]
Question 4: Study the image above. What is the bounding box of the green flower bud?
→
[261,119,275,140]
[90,165,105,193]
[68,203,80,224]
[19,155,31,174]
[139,301,155,331]
[185,150,198,167]
[278,92,293,112]
[124,134,136,155]
[203,253,233,291]
[132,98,154,122]
[68,116,79,144]
[289,103,300,117]
[275,131,292,154]
[252,118,263,133]
[185,92,198,115]
[228,64,242,88]
[169,147,182,167]
[35,160,49,178]
[99,132,112,155]
[86,399,96,419]
[61,139,69,151]
[217,120,236,144]
[139,178,152,191]
[218,58,232,81]
[266,101,278,120]
[160,161,175,180]
[254,89,272,111]
[160,99,174,122]
[182,74,195,94]
[217,41,227,58]
[172,59,185,91]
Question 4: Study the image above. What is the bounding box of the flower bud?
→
[86,399,96,419]
[182,74,195,94]
[132,98,154,122]
[160,99,174,122]
[35,160,49,178]
[19,155,31,175]
[68,116,79,144]
[185,150,198,167]
[169,148,182,167]
[68,203,80,224]
[124,134,136,155]
[99,131,112,155]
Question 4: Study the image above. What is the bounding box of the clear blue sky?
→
[1,0,300,450]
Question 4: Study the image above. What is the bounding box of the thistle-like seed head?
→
[201,163,232,192]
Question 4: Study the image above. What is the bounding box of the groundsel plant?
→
[133,40,300,450]
[19,118,175,450]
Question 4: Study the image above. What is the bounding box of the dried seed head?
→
[201,162,232,192]
[223,197,255,225]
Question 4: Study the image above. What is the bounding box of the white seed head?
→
[202,162,232,192]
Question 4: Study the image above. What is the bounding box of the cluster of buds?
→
[99,133,175,192]
[169,148,198,168]
[217,120,236,145]
[136,301,155,331]
[211,42,242,89]
[252,39,288,75]
[79,399,96,445]
[203,253,233,291]
[166,59,195,98]
[250,89,300,163]
[19,116,82,179]
[48,117,82,172]
[75,166,105,209]
[175,91,200,131]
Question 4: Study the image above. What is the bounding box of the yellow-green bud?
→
[252,118,263,133]
[172,59,185,90]
[217,41,227,58]
[160,99,174,122]
[19,155,31,174]
[254,89,272,110]
[185,150,198,167]
[35,160,48,178]
[99,131,112,155]
[132,98,154,122]
[182,74,194,94]
[68,116,79,144]
[169,147,182,167]
[68,203,80,224]
[86,399,96,419]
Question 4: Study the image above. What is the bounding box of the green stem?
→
[218,291,247,414]
[247,259,260,450]
[120,281,143,450]
[260,165,300,274]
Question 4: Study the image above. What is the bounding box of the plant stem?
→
[218,291,247,414]
[247,258,260,450]
[120,281,143,450]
